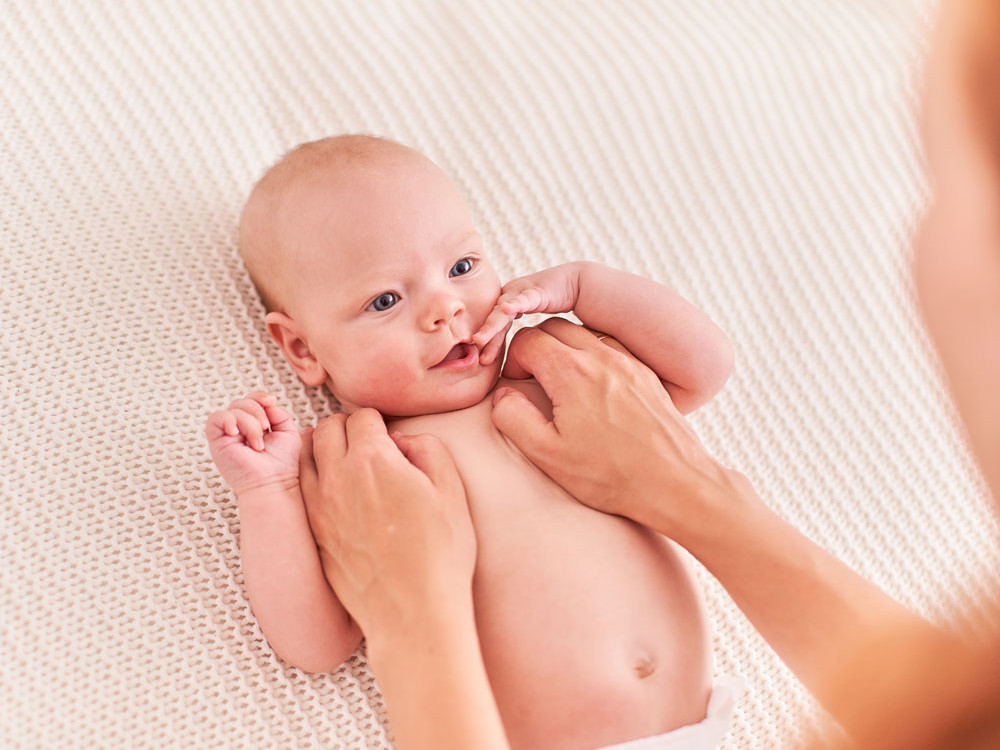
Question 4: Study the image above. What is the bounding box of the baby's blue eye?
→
[450,258,475,277]
[368,292,399,312]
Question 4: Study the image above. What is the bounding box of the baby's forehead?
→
[280,147,424,223]
[242,135,426,312]
[261,136,462,266]
[283,137,418,187]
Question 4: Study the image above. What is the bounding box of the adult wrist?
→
[648,465,762,554]
[364,589,478,673]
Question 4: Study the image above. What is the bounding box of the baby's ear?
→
[264,312,328,387]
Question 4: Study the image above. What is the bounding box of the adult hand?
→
[491,317,747,546]
[299,408,476,640]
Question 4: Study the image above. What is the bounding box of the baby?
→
[207,135,736,750]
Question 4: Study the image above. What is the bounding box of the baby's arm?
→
[206,392,362,672]
[474,261,733,413]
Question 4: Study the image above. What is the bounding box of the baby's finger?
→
[246,391,277,406]
[229,397,271,433]
[205,410,239,441]
[233,409,267,451]
[473,307,515,348]
[479,323,511,365]
[262,402,297,434]
[499,288,542,316]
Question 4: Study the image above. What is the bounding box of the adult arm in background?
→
[298,410,509,750]
[490,318,952,737]
[915,0,1000,503]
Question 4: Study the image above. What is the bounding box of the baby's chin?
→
[335,364,502,420]
[392,371,501,419]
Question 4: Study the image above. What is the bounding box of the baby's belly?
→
[391,393,713,750]
[471,483,712,750]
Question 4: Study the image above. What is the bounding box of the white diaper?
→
[596,676,743,750]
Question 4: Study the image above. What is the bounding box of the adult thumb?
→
[491,387,558,465]
[393,433,463,492]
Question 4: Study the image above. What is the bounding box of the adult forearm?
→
[365,596,510,750]
[657,472,937,721]
[493,319,956,741]
[915,187,1000,505]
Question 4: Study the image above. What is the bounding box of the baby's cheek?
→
[349,367,416,412]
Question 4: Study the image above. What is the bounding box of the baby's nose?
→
[422,292,465,331]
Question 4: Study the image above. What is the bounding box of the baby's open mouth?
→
[432,342,475,368]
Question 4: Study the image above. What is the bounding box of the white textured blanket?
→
[3,1,998,748]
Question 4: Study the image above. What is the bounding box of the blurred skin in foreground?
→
[299,1,1000,748]
[825,0,1000,747]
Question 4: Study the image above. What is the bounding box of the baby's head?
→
[239,135,503,418]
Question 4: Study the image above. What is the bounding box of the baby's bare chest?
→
[388,380,671,578]
[389,379,564,519]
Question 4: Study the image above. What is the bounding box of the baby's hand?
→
[205,391,302,498]
[473,262,582,364]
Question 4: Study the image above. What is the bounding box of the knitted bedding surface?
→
[3,1,999,748]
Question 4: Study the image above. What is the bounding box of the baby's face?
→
[278,153,503,417]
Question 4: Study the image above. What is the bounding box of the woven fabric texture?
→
[3,1,998,748]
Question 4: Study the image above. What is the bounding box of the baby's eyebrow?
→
[441,229,480,253]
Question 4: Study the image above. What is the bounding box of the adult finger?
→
[502,318,615,380]
[491,387,560,467]
[592,331,630,354]
[299,427,319,508]
[312,412,349,462]
[501,325,576,381]
[535,317,610,351]
[393,433,465,496]
[590,333,655,380]
[344,407,391,449]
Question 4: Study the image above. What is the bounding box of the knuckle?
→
[350,439,380,462]
[511,325,541,344]
[567,347,597,374]
[315,412,346,433]
[538,316,572,333]
[232,398,260,415]
[536,317,560,334]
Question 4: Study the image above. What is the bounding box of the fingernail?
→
[493,387,510,405]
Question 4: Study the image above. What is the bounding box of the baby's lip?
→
[431,341,476,369]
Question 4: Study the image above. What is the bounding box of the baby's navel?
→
[633,649,658,680]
